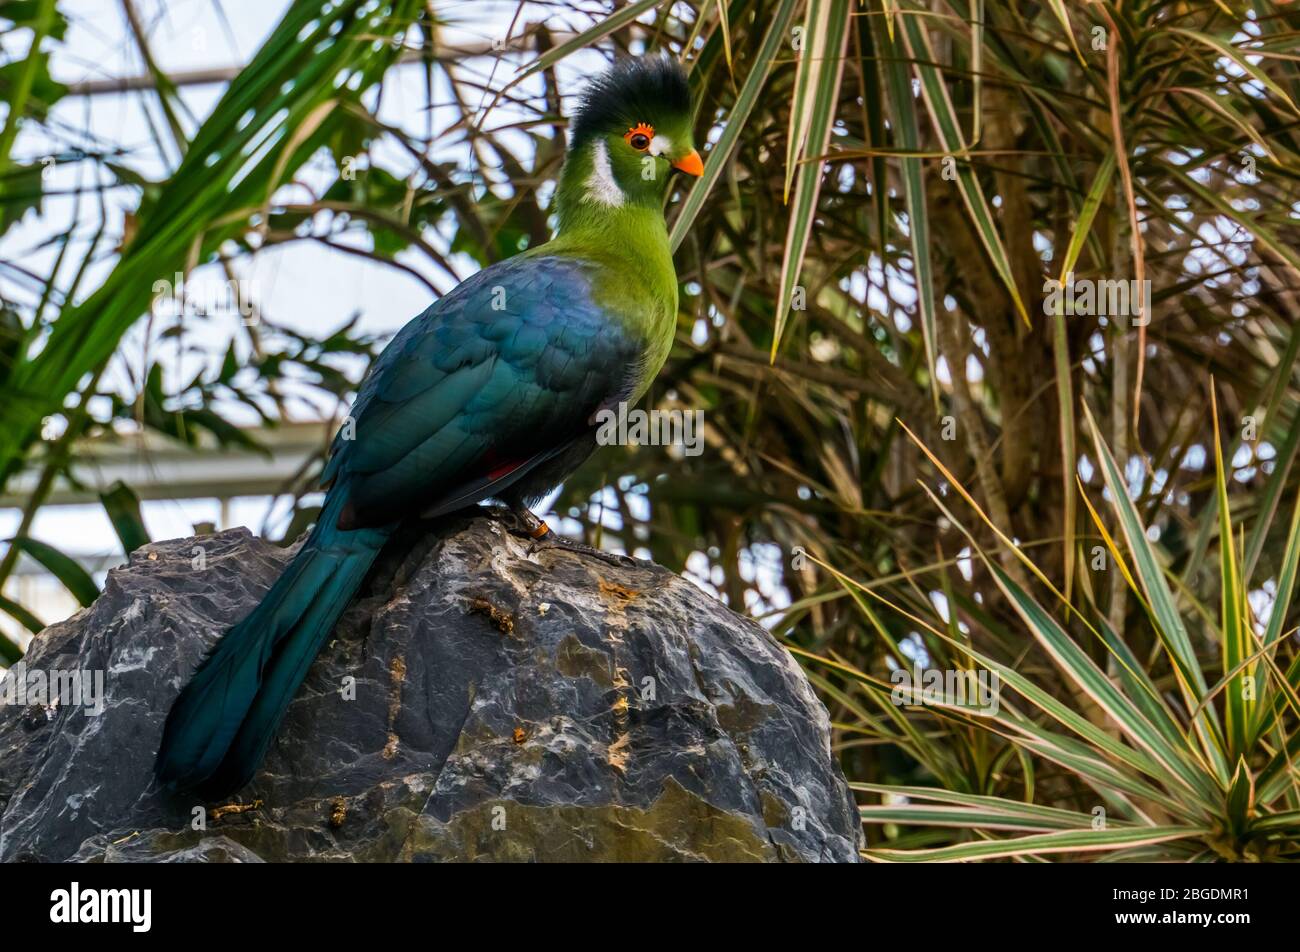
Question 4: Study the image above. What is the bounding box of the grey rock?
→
[0,515,862,862]
[73,833,266,863]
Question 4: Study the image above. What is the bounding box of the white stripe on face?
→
[585,139,625,206]
[648,134,673,157]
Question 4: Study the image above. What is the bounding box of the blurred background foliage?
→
[3,0,1300,860]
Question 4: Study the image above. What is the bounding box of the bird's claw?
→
[497,507,636,567]
[544,534,638,568]
[519,530,637,567]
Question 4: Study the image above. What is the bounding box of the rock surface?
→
[0,515,862,862]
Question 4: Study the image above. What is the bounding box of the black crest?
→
[569,55,691,151]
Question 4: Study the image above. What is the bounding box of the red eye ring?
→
[624,123,654,152]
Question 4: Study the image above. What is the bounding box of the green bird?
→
[155,56,702,798]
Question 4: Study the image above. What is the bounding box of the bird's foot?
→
[540,532,638,568]
[501,506,637,568]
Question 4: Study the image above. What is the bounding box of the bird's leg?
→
[503,504,551,541]
[503,504,637,568]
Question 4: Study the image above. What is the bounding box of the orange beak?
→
[672,149,704,177]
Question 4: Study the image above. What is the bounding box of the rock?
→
[0,514,862,862]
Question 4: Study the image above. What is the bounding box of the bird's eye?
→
[624,123,654,152]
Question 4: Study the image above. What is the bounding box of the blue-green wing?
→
[323,255,640,527]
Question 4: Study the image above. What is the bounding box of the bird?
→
[155,55,703,799]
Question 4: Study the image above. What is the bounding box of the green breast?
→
[532,204,678,401]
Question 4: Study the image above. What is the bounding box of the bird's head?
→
[559,56,701,224]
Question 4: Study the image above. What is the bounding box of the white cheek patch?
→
[648,134,672,157]
[585,139,625,206]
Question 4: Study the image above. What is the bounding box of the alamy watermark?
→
[1043,272,1151,326]
[594,402,703,457]
[0,662,105,716]
[49,882,150,932]
[151,271,259,325]
[890,664,1000,716]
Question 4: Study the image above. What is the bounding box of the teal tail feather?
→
[155,489,391,799]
